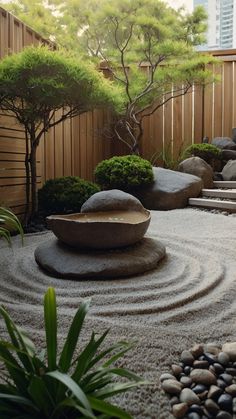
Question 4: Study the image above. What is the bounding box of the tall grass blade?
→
[44,288,57,370]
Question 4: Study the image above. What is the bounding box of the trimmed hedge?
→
[182,143,222,163]
[38,176,100,214]
[94,155,154,191]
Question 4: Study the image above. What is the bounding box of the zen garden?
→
[1,0,236,418]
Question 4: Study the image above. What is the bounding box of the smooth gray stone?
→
[212,137,236,150]
[35,237,166,279]
[81,189,145,213]
[178,157,214,188]
[162,379,183,395]
[190,369,217,385]
[135,167,203,210]
[180,388,200,405]
[222,160,236,181]
[222,342,236,361]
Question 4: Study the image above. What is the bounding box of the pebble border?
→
[161,343,236,419]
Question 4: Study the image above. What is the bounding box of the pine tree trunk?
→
[30,145,37,219]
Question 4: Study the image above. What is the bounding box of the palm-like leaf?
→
[0,288,147,418]
[0,207,24,245]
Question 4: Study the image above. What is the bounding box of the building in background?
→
[194,0,236,49]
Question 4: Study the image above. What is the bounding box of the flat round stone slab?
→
[34,237,166,279]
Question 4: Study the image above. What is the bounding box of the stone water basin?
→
[47,209,151,249]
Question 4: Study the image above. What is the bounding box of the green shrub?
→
[0,207,24,245]
[182,143,222,164]
[38,176,100,214]
[94,155,154,191]
[0,287,146,418]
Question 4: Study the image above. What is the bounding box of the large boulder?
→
[178,157,214,188]
[135,167,203,210]
[212,137,236,151]
[222,160,236,181]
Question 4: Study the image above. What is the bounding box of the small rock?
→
[184,366,192,375]
[203,352,217,365]
[219,373,233,386]
[233,397,236,413]
[180,376,192,387]
[190,369,217,385]
[181,350,195,366]
[225,384,236,396]
[172,364,183,377]
[192,384,208,394]
[160,372,176,382]
[197,390,208,400]
[172,402,188,418]
[170,396,180,407]
[187,413,201,419]
[193,360,209,369]
[217,379,227,390]
[218,352,230,366]
[205,398,220,415]
[180,388,200,405]
[218,394,232,412]
[213,363,225,375]
[216,411,233,419]
[222,342,236,361]
[162,379,183,395]
[189,404,203,415]
[225,367,236,376]
[191,344,204,358]
[208,385,223,400]
[205,343,221,355]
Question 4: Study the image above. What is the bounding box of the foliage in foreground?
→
[0,287,146,418]
[38,176,100,215]
[182,143,222,164]
[0,207,24,245]
[95,155,154,191]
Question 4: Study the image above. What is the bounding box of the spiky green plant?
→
[0,288,146,418]
[0,207,24,245]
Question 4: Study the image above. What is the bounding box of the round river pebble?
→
[161,342,236,418]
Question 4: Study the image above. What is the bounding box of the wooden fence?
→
[1,6,236,215]
[140,50,236,164]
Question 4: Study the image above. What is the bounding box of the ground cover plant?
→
[0,287,146,418]
[0,207,24,245]
[0,46,123,223]
[94,155,154,191]
[38,176,100,215]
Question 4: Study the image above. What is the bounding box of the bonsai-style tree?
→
[0,46,122,223]
[73,0,215,154]
[5,0,216,154]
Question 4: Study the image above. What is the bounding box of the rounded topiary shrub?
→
[94,155,154,191]
[38,176,100,214]
[182,143,222,164]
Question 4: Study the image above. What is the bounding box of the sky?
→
[166,0,193,12]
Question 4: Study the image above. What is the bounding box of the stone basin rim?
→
[47,209,151,225]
